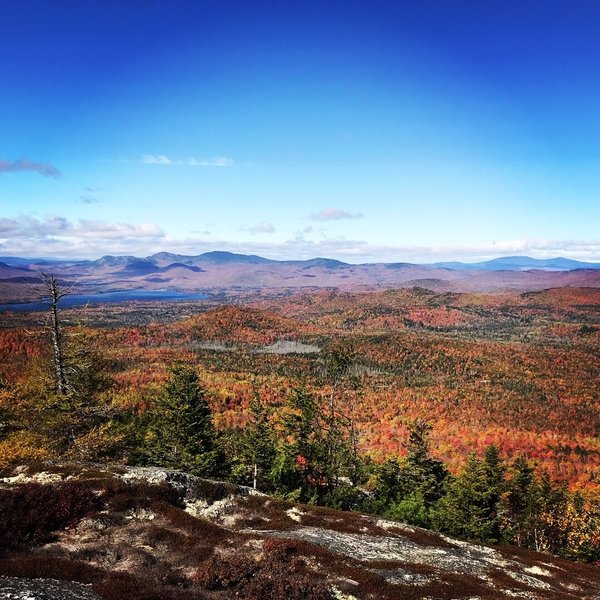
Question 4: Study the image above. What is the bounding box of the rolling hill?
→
[0,253,599,305]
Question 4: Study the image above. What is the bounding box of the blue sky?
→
[1,0,599,262]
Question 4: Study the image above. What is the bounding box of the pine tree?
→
[144,364,218,476]
[432,452,502,542]
[503,454,541,548]
[271,388,326,502]
[11,315,117,460]
[40,273,69,395]
[535,470,569,554]
[482,445,505,542]
[404,419,448,505]
[226,391,277,490]
[323,341,361,488]
[369,420,447,527]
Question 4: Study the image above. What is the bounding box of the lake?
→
[0,290,209,312]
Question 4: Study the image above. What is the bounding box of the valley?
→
[1,252,599,306]
[1,282,598,499]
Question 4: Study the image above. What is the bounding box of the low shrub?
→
[194,540,334,599]
[0,481,99,549]
[0,554,207,600]
[157,502,229,543]
[94,571,204,600]
[0,553,100,582]
[103,481,181,512]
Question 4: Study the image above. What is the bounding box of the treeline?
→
[142,366,599,563]
[3,291,599,492]
[0,270,598,565]
[1,352,598,564]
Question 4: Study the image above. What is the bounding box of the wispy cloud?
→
[0,158,60,177]
[1,219,599,264]
[310,208,362,221]
[154,237,600,264]
[141,155,233,167]
[141,155,172,165]
[248,221,275,234]
[79,196,103,204]
[0,215,164,241]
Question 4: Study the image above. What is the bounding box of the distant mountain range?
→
[433,255,600,271]
[3,252,598,271]
[1,253,599,303]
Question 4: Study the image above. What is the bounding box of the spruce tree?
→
[369,420,447,526]
[145,364,218,476]
[483,445,505,541]
[503,454,541,547]
[271,388,325,502]
[404,419,448,504]
[12,317,117,460]
[227,392,277,490]
[432,452,502,542]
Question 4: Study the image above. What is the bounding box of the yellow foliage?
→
[67,423,126,462]
[0,431,53,471]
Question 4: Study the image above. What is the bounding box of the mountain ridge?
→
[1,253,599,303]
[2,252,599,271]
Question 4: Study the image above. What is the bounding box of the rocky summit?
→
[0,464,599,600]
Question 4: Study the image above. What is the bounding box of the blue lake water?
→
[0,290,209,312]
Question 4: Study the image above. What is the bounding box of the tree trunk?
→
[43,274,68,395]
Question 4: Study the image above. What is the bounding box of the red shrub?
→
[0,482,99,549]
[194,541,333,600]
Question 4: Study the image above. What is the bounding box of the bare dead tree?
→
[40,273,70,395]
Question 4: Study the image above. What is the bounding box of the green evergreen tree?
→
[12,323,118,460]
[535,470,569,553]
[386,492,430,528]
[367,456,404,514]
[226,392,277,490]
[271,388,326,502]
[502,454,541,547]
[432,452,502,542]
[271,384,364,507]
[403,419,448,505]
[144,364,218,476]
[368,420,447,527]
[482,445,505,541]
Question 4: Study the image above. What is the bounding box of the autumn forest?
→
[0,283,599,562]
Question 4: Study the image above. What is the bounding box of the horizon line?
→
[2,250,600,267]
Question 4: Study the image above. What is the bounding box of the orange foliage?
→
[2,286,598,497]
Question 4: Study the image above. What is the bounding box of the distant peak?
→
[197,251,273,264]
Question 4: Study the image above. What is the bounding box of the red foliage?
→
[0,482,99,548]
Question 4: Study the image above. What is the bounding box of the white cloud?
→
[1,219,598,264]
[141,154,172,165]
[74,220,164,239]
[310,208,362,221]
[157,237,600,264]
[248,221,275,234]
[0,215,164,242]
[188,157,233,167]
[141,155,233,167]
